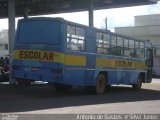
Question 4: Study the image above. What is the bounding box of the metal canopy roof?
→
[0,0,157,18]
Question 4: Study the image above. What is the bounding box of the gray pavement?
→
[0,79,160,114]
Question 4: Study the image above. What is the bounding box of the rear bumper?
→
[12,70,63,83]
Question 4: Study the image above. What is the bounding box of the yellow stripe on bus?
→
[96,58,110,67]
[13,50,146,68]
[134,61,147,69]
[13,50,86,66]
[96,58,147,69]
[13,50,64,64]
[64,55,86,66]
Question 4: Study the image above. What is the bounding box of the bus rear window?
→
[18,20,61,44]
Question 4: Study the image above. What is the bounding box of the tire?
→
[95,74,106,95]
[54,83,72,92]
[132,75,142,90]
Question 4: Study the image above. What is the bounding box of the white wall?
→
[135,14,160,26]
[115,26,160,46]
[115,25,160,36]
[0,29,9,57]
[115,14,160,47]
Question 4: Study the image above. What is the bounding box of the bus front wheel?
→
[132,75,142,90]
[95,74,106,94]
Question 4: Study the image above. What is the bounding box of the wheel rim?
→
[96,75,106,94]
[138,77,142,88]
[132,76,142,90]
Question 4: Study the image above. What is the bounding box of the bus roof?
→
[18,17,152,45]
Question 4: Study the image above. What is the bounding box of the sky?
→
[0,1,160,31]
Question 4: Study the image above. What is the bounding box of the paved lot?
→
[0,79,160,114]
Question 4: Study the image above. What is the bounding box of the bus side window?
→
[67,25,85,51]
[96,32,110,54]
[124,39,130,57]
[135,41,144,59]
[129,39,135,57]
[110,35,118,55]
[135,41,145,58]
[117,37,124,56]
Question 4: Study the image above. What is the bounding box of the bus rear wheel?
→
[95,74,106,95]
[132,75,142,90]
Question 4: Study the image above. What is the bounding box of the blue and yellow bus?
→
[12,17,153,94]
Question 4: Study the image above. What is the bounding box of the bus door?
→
[85,28,96,86]
[146,48,153,82]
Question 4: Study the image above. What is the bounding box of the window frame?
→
[66,24,86,52]
[96,32,111,54]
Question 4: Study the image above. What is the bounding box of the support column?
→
[8,0,16,84]
[105,17,108,30]
[89,0,94,27]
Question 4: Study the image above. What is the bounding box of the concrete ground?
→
[0,79,160,114]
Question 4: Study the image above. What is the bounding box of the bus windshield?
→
[18,20,61,45]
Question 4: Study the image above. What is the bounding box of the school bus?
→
[12,17,153,94]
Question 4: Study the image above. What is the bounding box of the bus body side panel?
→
[85,54,96,86]
[108,68,140,85]
[85,28,96,86]
[94,55,131,85]
[94,55,148,85]
[121,58,147,84]
[94,55,111,86]
[108,56,124,85]
[120,70,139,84]
[63,51,86,86]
